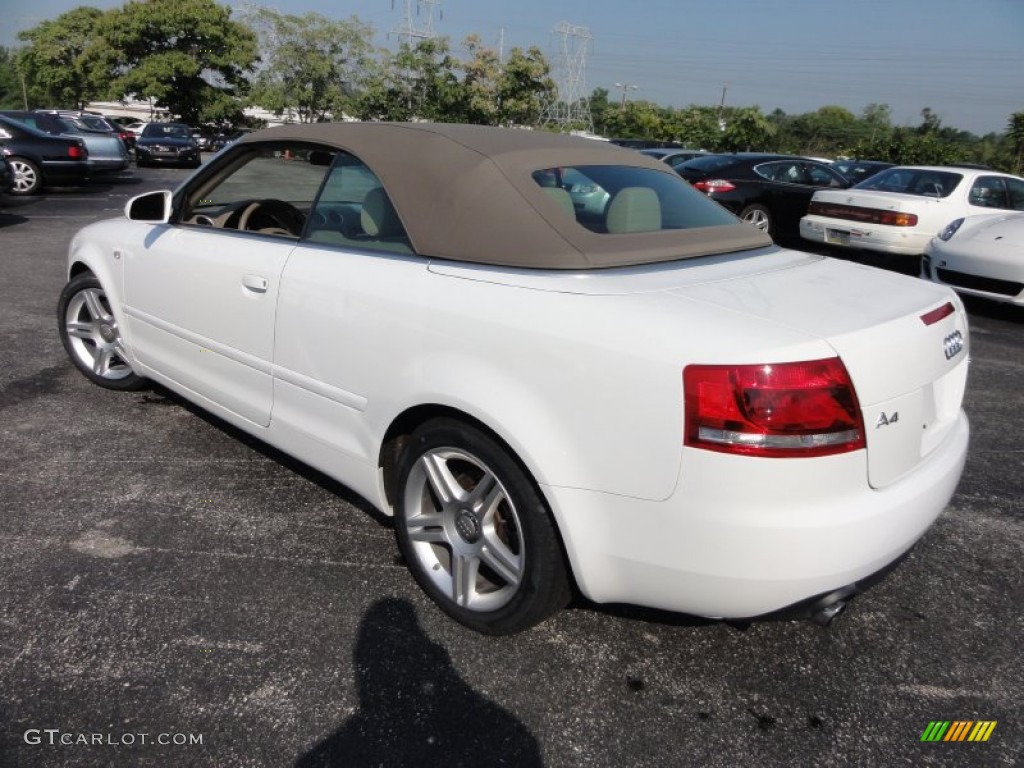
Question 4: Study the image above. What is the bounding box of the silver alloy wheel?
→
[63,287,133,380]
[9,158,39,194]
[402,447,525,612]
[742,207,771,232]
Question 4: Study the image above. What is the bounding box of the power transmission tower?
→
[392,0,442,45]
[541,22,593,133]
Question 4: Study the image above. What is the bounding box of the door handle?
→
[242,274,269,293]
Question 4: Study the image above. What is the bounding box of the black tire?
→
[739,203,773,236]
[136,159,148,168]
[7,156,42,195]
[57,272,146,391]
[394,418,571,634]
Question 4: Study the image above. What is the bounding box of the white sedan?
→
[923,212,1024,306]
[58,123,970,634]
[801,165,1024,257]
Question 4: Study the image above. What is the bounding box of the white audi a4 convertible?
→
[58,123,970,634]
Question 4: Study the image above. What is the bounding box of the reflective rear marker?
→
[920,302,955,326]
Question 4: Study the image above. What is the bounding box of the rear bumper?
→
[544,411,968,619]
[40,160,91,186]
[801,215,927,256]
[922,254,1024,306]
[88,158,130,173]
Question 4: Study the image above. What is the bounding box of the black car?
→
[135,122,201,168]
[2,110,130,175]
[0,154,12,198]
[208,127,254,152]
[675,153,850,239]
[0,115,90,195]
[639,148,710,166]
[830,159,896,185]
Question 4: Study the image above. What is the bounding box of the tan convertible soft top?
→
[237,122,771,269]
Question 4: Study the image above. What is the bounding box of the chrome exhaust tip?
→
[809,587,857,626]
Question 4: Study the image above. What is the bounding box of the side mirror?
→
[125,190,172,222]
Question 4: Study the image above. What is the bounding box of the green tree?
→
[496,46,554,127]
[355,38,463,122]
[786,105,859,156]
[601,100,664,139]
[250,10,372,124]
[718,106,776,152]
[460,34,501,124]
[588,87,612,135]
[668,106,727,149]
[15,7,105,109]
[0,47,28,109]
[92,0,258,125]
[1007,111,1024,175]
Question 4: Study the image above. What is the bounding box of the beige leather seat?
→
[361,187,405,237]
[542,187,575,219]
[606,187,661,233]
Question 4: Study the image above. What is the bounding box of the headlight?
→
[938,218,964,241]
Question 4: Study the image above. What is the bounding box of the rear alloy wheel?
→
[739,203,773,235]
[394,418,570,634]
[58,273,145,391]
[8,156,41,195]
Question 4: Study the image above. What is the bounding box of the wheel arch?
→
[380,403,537,510]
[377,403,581,595]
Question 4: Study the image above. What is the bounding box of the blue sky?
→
[6,0,1024,135]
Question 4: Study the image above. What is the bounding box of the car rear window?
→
[532,165,739,234]
[856,168,963,198]
[676,154,738,173]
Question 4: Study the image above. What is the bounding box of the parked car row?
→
[0,111,213,195]
[618,146,1022,309]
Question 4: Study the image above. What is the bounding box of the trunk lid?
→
[669,254,969,488]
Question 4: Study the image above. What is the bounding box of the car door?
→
[271,151,417,470]
[123,142,335,427]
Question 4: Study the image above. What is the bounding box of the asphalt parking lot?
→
[0,165,1021,767]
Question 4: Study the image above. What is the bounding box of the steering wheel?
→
[237,199,306,235]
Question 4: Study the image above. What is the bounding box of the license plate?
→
[826,228,850,246]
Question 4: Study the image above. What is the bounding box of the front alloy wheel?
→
[58,273,145,390]
[395,419,570,634]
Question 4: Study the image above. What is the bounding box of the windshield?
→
[142,123,192,139]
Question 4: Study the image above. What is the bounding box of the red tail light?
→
[68,143,87,159]
[693,179,736,194]
[807,201,917,227]
[684,358,865,458]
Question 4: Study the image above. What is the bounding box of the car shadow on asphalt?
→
[83,173,146,193]
[0,210,30,227]
[960,295,1024,323]
[133,383,391,527]
[293,597,543,768]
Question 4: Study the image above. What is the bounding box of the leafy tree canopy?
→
[91,0,258,125]
[250,10,372,124]
[16,7,105,109]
